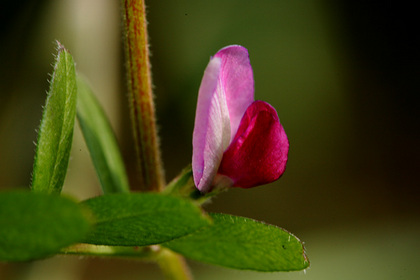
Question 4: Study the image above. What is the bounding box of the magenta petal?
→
[218,101,289,188]
[192,45,255,192]
[214,45,255,141]
[192,57,231,192]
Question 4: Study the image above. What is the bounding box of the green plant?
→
[0,1,308,279]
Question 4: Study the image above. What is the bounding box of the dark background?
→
[1,1,418,279]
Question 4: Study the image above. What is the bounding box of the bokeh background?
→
[1,0,418,279]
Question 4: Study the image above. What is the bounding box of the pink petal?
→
[192,57,231,192]
[214,45,255,141]
[192,45,255,192]
[218,101,289,189]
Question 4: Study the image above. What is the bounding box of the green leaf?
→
[31,42,77,194]
[76,76,130,194]
[81,193,211,246]
[0,191,91,262]
[164,213,309,272]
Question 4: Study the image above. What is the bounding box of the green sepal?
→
[163,165,221,205]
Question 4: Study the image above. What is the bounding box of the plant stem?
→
[121,0,165,191]
[61,243,156,259]
[155,248,193,280]
[120,1,192,279]
[61,244,192,280]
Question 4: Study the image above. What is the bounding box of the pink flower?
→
[192,45,289,193]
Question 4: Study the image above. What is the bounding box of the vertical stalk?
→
[156,248,193,280]
[121,0,164,191]
[120,1,192,279]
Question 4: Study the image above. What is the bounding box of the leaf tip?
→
[55,41,72,58]
[55,40,67,53]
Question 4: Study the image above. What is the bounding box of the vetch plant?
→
[0,0,309,279]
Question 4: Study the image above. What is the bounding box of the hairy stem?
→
[119,1,191,279]
[121,0,165,191]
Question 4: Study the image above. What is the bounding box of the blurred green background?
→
[1,0,418,279]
